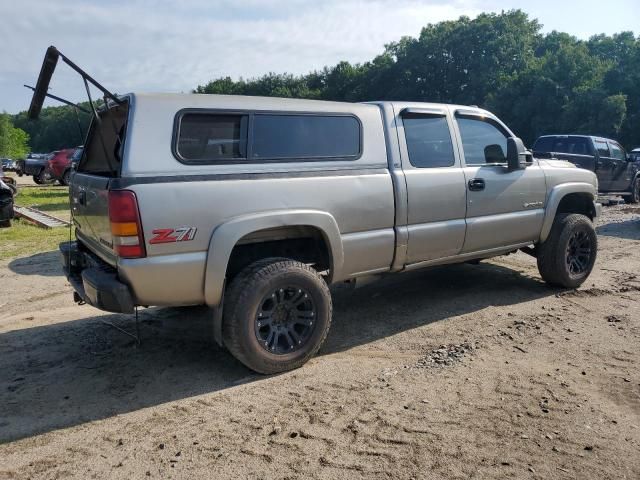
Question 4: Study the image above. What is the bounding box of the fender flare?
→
[539,182,597,242]
[203,209,344,307]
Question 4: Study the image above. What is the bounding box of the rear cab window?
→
[532,137,554,152]
[174,111,361,164]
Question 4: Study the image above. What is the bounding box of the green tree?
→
[13,103,91,153]
[0,113,30,158]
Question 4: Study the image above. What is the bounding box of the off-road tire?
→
[537,213,597,288]
[622,177,640,204]
[222,257,332,374]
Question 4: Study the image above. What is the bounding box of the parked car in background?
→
[1,158,17,172]
[69,146,83,175]
[0,165,15,227]
[22,153,55,184]
[45,147,77,185]
[533,135,640,203]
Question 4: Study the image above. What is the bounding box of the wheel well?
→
[226,226,331,282]
[556,193,596,220]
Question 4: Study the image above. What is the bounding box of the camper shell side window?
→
[172,109,362,165]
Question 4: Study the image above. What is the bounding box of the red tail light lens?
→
[108,190,146,258]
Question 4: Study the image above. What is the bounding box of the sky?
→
[0,0,638,114]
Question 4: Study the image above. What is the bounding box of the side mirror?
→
[507,137,532,171]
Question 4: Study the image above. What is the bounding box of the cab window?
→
[595,140,610,158]
[402,114,455,168]
[456,116,509,166]
[608,142,625,161]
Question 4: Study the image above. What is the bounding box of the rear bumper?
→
[60,241,135,314]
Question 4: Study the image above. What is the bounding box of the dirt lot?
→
[1,205,639,479]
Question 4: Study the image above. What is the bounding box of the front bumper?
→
[60,241,135,314]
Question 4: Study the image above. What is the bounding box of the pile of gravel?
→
[414,342,475,368]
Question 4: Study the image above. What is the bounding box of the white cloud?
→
[1,0,637,113]
[0,0,478,113]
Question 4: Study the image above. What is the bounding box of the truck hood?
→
[537,158,577,169]
[538,158,598,192]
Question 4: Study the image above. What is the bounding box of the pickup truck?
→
[533,135,640,203]
[21,153,53,184]
[56,94,602,374]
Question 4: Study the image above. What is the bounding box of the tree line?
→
[8,10,640,154]
[0,114,30,159]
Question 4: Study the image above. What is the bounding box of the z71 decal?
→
[149,226,197,244]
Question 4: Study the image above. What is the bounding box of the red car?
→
[45,147,78,186]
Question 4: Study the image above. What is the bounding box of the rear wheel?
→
[622,178,640,204]
[537,214,597,288]
[33,169,48,185]
[61,170,71,186]
[222,258,332,374]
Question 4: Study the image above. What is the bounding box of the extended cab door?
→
[396,107,467,264]
[453,111,546,253]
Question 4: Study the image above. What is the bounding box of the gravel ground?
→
[0,204,638,479]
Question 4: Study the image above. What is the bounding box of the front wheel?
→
[222,258,332,374]
[537,214,597,288]
[622,178,640,204]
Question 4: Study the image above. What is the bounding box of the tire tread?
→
[222,257,332,374]
[537,213,597,288]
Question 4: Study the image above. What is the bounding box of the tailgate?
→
[70,174,114,264]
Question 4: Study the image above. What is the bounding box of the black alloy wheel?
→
[255,286,316,354]
[565,230,593,277]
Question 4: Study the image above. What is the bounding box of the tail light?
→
[108,190,146,258]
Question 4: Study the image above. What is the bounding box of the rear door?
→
[454,112,546,253]
[70,102,129,265]
[396,106,467,264]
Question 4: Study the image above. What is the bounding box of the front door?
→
[397,107,467,264]
[454,114,547,253]
[608,141,632,191]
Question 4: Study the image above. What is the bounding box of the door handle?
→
[77,191,86,206]
[468,178,485,191]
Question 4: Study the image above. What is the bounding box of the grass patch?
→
[16,186,70,211]
[0,219,72,260]
[1,186,72,261]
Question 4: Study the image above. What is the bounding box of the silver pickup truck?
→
[58,94,601,374]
